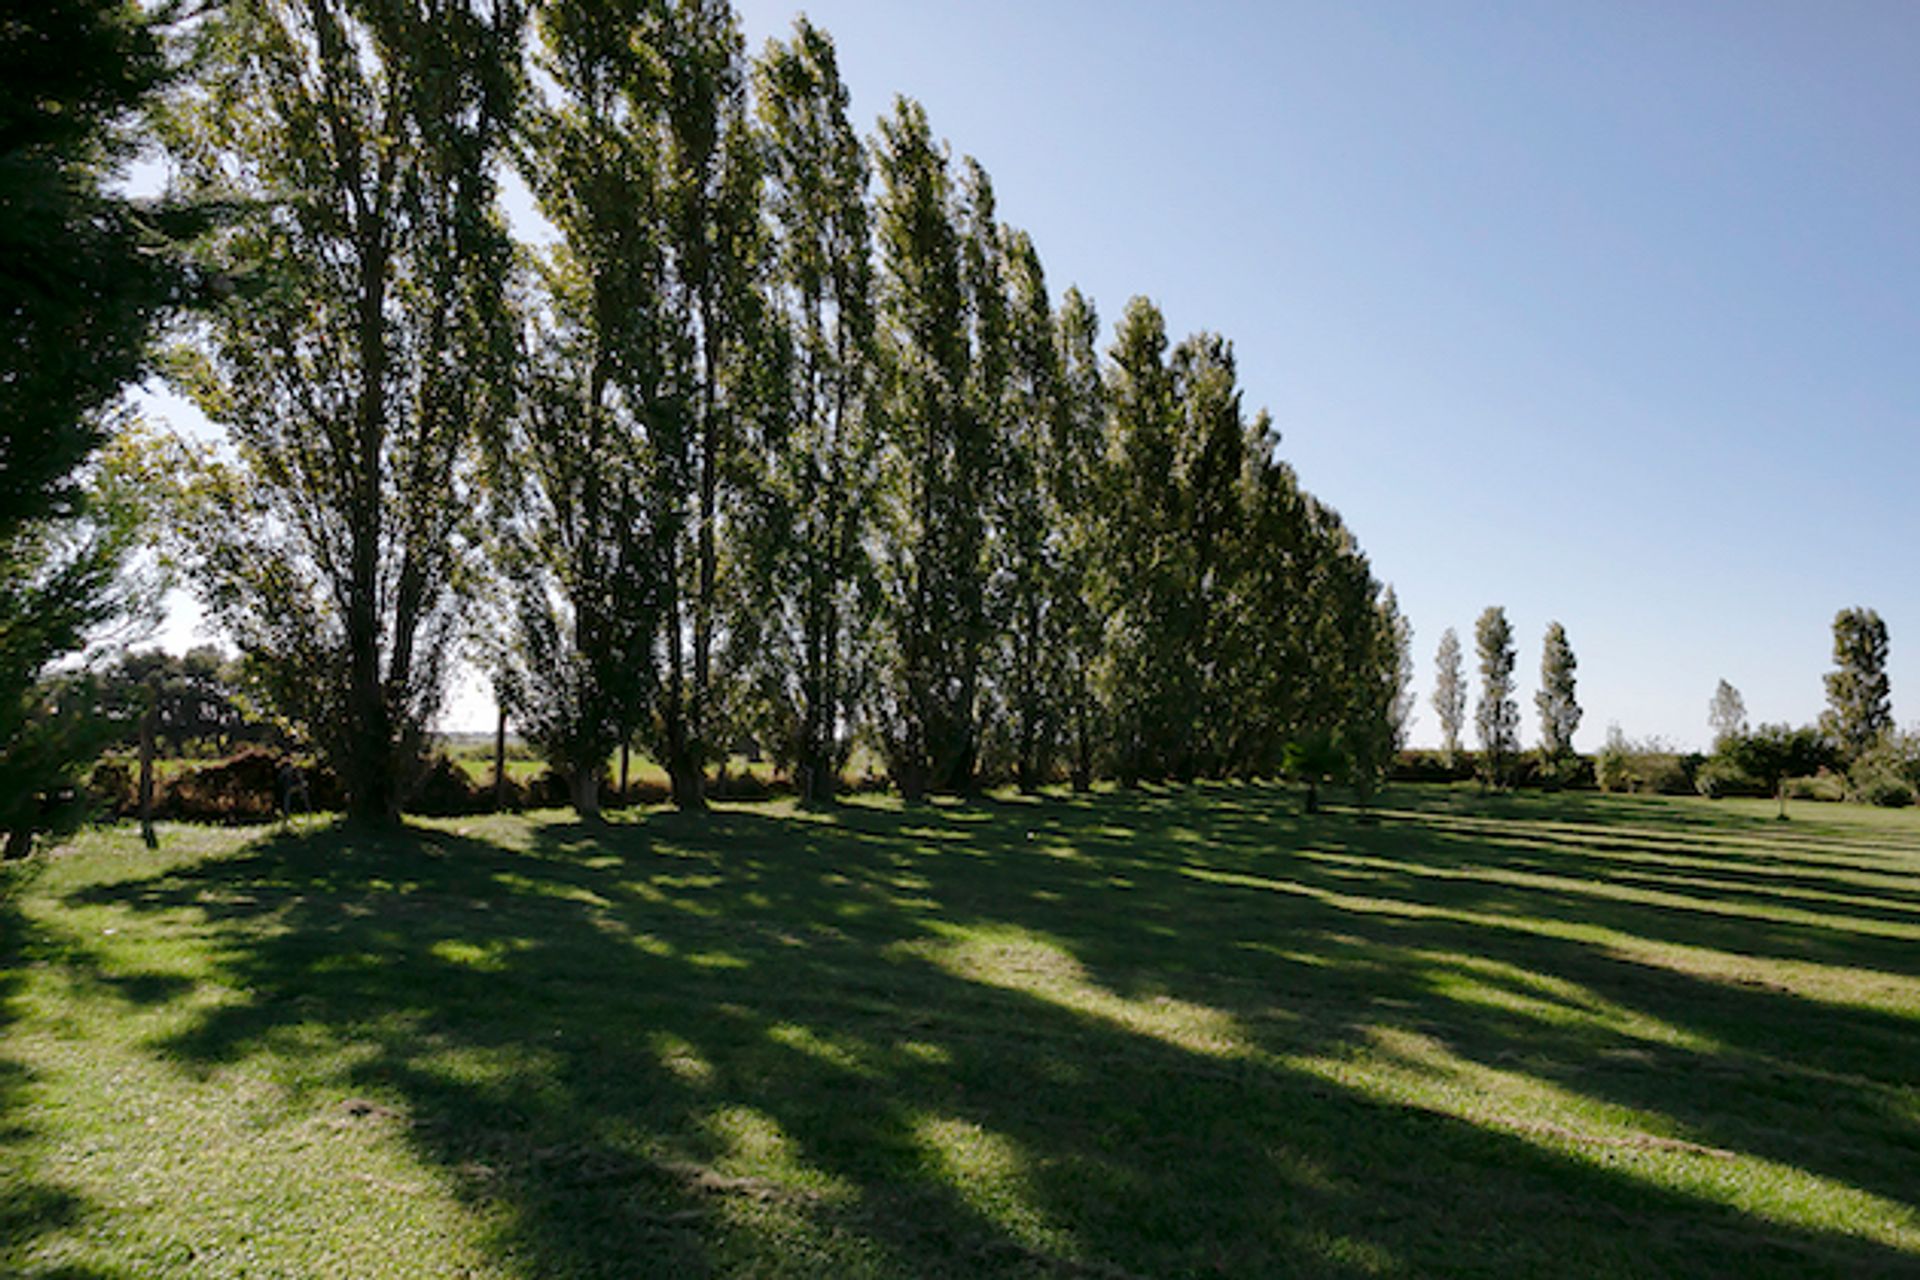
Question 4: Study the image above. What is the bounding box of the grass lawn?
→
[4,784,1919,1277]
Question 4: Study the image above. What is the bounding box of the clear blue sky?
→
[151,1,1920,749]
[722,0,1920,750]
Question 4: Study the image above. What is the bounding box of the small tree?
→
[1534,621,1581,757]
[1474,607,1519,788]
[1822,607,1891,763]
[1708,679,1748,750]
[1282,729,1346,816]
[1431,627,1465,766]
[1727,723,1833,820]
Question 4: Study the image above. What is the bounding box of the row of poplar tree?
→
[150,0,1408,823]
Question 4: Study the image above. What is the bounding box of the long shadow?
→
[62,792,1920,1277]
[925,787,1920,1214]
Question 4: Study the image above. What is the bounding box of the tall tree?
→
[740,16,874,805]
[1170,331,1252,777]
[165,0,524,825]
[502,0,687,819]
[1048,286,1107,790]
[1,0,194,542]
[987,227,1063,791]
[1097,296,1188,784]
[1474,606,1518,786]
[1381,586,1415,752]
[1708,678,1747,749]
[1534,620,1580,757]
[868,97,985,799]
[1431,626,1466,765]
[1,1,189,854]
[1822,606,1891,762]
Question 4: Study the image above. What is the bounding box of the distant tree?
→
[1381,587,1415,751]
[1822,607,1891,762]
[1728,723,1834,820]
[1708,679,1747,749]
[1474,607,1519,787]
[1431,627,1466,765]
[1534,621,1581,757]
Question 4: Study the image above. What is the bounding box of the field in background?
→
[4,785,1918,1277]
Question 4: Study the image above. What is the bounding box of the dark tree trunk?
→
[570,769,601,821]
[492,704,508,812]
[138,690,157,849]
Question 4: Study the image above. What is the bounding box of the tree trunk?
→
[492,704,508,812]
[138,690,157,849]
[570,768,601,822]
[3,828,31,860]
[618,739,629,806]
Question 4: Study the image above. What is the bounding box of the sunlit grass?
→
[5,785,1920,1276]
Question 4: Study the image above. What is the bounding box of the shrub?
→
[160,749,283,823]
[408,754,486,816]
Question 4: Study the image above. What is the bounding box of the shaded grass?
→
[3,787,1919,1277]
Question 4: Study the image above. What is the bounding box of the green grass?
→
[4,784,1919,1277]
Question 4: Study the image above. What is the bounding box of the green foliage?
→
[0,455,151,854]
[1431,626,1466,764]
[0,0,197,543]
[1725,723,1836,817]
[737,17,875,805]
[1534,621,1580,757]
[1822,607,1891,763]
[1596,725,1700,796]
[1473,606,1519,786]
[1845,733,1920,808]
[869,98,990,799]
[161,0,525,825]
[1708,678,1748,750]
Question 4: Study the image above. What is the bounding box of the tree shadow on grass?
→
[0,869,118,1280]
[62,792,1920,1278]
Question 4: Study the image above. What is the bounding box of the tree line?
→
[3,0,1408,837]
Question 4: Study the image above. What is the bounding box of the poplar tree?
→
[647,0,762,811]
[742,16,874,804]
[1172,332,1251,776]
[1535,620,1581,757]
[1099,296,1187,783]
[989,228,1063,791]
[165,0,523,826]
[1431,627,1466,764]
[1822,607,1891,762]
[496,0,691,819]
[1381,586,1415,751]
[1708,679,1747,748]
[1474,606,1519,786]
[869,97,981,799]
[1049,286,1107,790]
